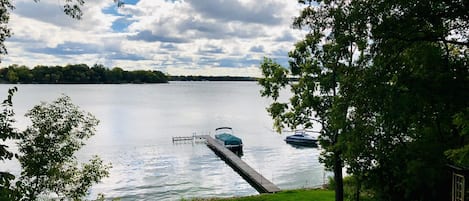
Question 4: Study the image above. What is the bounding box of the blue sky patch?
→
[111,17,135,32]
[27,42,99,55]
[102,5,125,16]
[123,0,140,5]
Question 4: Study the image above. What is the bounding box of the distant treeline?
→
[168,76,300,82]
[0,64,294,84]
[168,75,258,81]
[0,64,168,84]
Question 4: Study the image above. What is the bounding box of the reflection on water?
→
[0,82,327,201]
[285,141,320,148]
[87,144,258,200]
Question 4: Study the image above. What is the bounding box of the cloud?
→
[2,0,305,76]
[276,31,296,42]
[26,42,100,55]
[198,45,225,55]
[13,0,116,32]
[215,57,261,68]
[177,17,268,40]
[186,0,284,25]
[127,30,189,43]
[250,45,264,52]
[160,43,178,51]
[105,53,146,61]
[13,1,76,27]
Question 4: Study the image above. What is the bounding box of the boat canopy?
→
[216,133,242,145]
[216,127,233,131]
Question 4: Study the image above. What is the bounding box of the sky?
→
[2,0,305,76]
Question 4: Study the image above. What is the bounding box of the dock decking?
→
[199,135,281,194]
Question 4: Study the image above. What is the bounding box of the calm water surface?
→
[0,82,326,200]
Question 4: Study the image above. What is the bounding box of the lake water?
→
[0,82,327,200]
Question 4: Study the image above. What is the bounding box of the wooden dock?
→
[172,134,207,143]
[199,135,281,194]
[172,136,194,141]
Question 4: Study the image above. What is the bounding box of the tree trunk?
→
[332,63,343,201]
[334,153,344,201]
[355,175,361,201]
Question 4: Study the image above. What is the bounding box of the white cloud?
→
[2,0,305,76]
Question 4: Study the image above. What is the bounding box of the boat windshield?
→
[295,130,305,135]
[215,127,233,135]
[293,130,316,137]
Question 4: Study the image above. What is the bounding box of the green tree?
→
[260,0,468,201]
[62,64,91,83]
[16,96,111,200]
[446,109,469,167]
[0,87,19,201]
[13,65,33,83]
[1,64,168,84]
[0,0,14,57]
[5,68,18,83]
[343,1,468,200]
[91,64,107,83]
[260,0,370,200]
[107,67,124,83]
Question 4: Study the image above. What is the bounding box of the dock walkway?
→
[199,135,281,194]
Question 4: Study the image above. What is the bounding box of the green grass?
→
[186,189,334,201]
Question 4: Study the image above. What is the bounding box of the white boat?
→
[285,130,318,147]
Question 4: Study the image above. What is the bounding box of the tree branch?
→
[441,39,469,46]
[309,117,325,125]
[390,33,469,47]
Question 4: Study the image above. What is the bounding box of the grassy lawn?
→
[187,189,334,201]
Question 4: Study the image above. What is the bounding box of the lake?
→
[0,82,326,200]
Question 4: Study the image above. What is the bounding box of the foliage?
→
[0,0,14,56]
[185,189,335,201]
[328,176,376,201]
[0,87,19,200]
[0,91,110,200]
[0,64,168,84]
[342,1,468,200]
[0,1,120,198]
[15,96,111,200]
[260,0,468,201]
[259,0,370,198]
[445,109,469,167]
[0,87,17,160]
